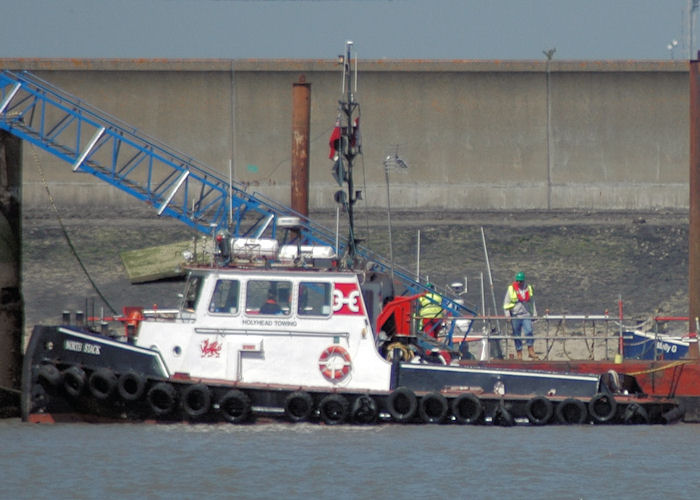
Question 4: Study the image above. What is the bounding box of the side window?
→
[246,280,292,316]
[298,282,332,316]
[209,279,240,314]
[183,275,203,311]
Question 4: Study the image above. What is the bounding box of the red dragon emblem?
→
[200,339,222,358]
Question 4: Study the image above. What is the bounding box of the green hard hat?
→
[515,271,525,281]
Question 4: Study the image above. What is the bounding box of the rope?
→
[0,384,21,395]
[626,360,692,376]
[31,146,118,314]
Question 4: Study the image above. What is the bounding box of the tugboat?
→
[20,43,681,426]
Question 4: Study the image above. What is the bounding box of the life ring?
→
[118,370,146,401]
[284,391,314,422]
[525,396,554,425]
[622,402,649,425]
[218,389,251,424]
[589,393,617,423]
[419,392,449,424]
[318,345,352,382]
[181,384,211,419]
[451,393,483,425]
[555,398,588,425]
[88,368,117,400]
[492,402,516,427]
[351,395,378,424]
[387,387,417,423]
[37,364,62,391]
[62,366,86,398]
[147,382,178,416]
[318,394,349,425]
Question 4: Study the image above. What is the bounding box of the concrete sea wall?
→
[0,58,689,212]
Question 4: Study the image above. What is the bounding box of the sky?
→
[1,0,697,61]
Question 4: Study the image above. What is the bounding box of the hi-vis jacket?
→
[419,292,443,319]
[503,282,535,318]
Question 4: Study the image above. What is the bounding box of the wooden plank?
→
[120,238,208,283]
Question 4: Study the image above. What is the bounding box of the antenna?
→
[331,41,362,265]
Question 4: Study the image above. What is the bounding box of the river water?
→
[1,419,698,499]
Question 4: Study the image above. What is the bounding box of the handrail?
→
[439,314,693,362]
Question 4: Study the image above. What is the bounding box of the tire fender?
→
[219,389,252,424]
[117,371,146,401]
[318,394,349,425]
[419,392,448,424]
[351,395,378,425]
[88,368,117,400]
[37,364,62,390]
[525,396,553,425]
[181,384,211,419]
[284,391,314,423]
[451,393,483,425]
[589,393,617,423]
[147,382,178,417]
[387,387,417,423]
[556,398,588,425]
[62,366,86,398]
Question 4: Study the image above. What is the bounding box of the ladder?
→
[0,69,476,321]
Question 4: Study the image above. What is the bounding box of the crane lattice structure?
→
[0,69,476,324]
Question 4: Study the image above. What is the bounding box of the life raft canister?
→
[318,345,352,382]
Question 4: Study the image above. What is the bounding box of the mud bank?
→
[22,207,690,345]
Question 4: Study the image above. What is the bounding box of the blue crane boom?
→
[0,69,477,323]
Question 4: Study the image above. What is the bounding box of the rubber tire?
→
[181,384,211,419]
[284,391,314,423]
[419,392,449,424]
[555,398,588,425]
[351,395,378,424]
[525,396,554,425]
[387,387,417,423]
[451,393,483,425]
[589,393,617,423]
[117,371,146,401]
[623,402,649,425]
[147,382,178,417]
[219,389,252,424]
[62,366,86,398]
[319,394,349,425]
[37,364,62,391]
[492,403,516,427]
[88,368,117,400]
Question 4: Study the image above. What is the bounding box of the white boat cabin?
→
[135,267,393,391]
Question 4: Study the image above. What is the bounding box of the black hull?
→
[22,326,682,426]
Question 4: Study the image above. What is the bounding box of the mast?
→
[331,41,361,265]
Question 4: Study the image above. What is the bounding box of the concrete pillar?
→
[0,130,22,417]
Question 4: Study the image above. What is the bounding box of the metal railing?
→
[437,314,693,362]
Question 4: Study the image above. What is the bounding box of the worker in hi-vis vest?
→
[503,271,539,360]
[419,283,443,339]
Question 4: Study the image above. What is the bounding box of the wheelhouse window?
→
[209,279,240,314]
[246,280,292,316]
[182,274,204,311]
[298,282,332,316]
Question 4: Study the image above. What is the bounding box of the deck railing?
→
[437,314,692,362]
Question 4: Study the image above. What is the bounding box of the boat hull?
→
[459,358,700,422]
[22,325,681,426]
[622,331,689,360]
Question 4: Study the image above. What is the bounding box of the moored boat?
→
[20,43,681,426]
[22,256,680,426]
